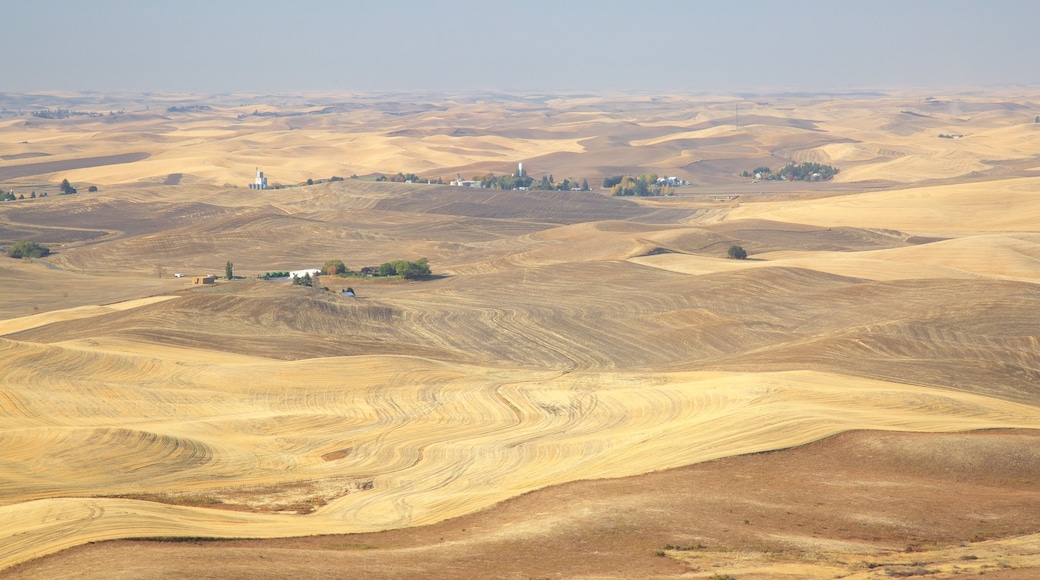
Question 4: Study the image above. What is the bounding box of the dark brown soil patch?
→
[1,152,52,161]
[0,152,150,181]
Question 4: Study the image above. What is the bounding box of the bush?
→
[7,240,51,259]
[727,245,748,260]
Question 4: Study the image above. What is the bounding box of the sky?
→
[3,0,1038,94]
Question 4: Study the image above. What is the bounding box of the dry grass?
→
[2,90,1040,576]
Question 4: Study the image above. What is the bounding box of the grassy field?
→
[1,90,1039,578]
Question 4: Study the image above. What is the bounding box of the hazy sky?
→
[4,0,1038,93]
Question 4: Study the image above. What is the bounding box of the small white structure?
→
[249,167,268,190]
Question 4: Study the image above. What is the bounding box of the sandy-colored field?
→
[1,90,1039,577]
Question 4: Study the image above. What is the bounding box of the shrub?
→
[727,245,748,260]
[6,240,51,259]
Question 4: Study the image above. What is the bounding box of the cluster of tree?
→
[474,172,589,191]
[166,105,211,113]
[741,162,838,181]
[607,174,665,197]
[30,109,102,119]
[261,271,290,279]
[293,273,315,287]
[374,173,443,184]
[5,241,50,259]
[378,258,431,279]
[1,191,49,201]
[322,259,347,275]
[3,190,57,201]
[60,179,77,195]
[302,176,346,186]
[727,245,748,260]
[474,172,533,190]
[31,109,71,119]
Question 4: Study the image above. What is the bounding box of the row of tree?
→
[374,172,442,184]
[321,258,431,279]
[472,172,590,191]
[742,162,839,181]
[2,191,50,201]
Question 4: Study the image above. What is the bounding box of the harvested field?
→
[8,430,1040,579]
[2,90,1040,577]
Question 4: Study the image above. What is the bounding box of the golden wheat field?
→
[1,91,1040,578]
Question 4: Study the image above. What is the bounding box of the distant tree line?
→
[2,190,49,201]
[374,172,442,184]
[166,105,212,113]
[30,109,103,119]
[742,162,839,181]
[473,171,590,191]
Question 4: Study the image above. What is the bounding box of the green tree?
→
[59,179,77,195]
[378,262,396,276]
[727,245,748,260]
[407,257,431,279]
[6,240,51,259]
[323,259,346,275]
[225,260,234,280]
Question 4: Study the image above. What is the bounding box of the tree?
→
[581,178,590,191]
[407,257,431,279]
[60,179,77,195]
[225,260,234,280]
[323,259,346,275]
[727,245,748,260]
[87,185,98,192]
[6,240,50,259]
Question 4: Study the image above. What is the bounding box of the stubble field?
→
[1,90,1039,578]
